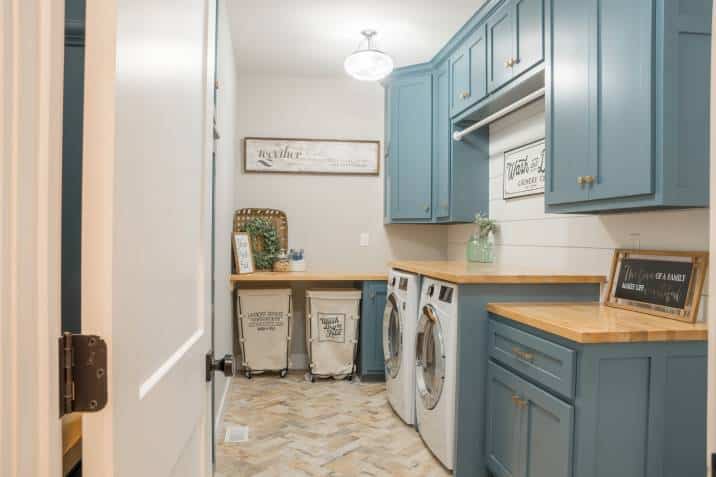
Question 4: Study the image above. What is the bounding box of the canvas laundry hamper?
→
[237,288,292,379]
[305,289,362,381]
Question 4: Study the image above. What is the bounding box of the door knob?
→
[206,352,235,382]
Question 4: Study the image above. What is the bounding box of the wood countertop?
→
[486,302,708,343]
[230,271,388,282]
[390,261,607,284]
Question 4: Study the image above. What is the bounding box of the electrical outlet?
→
[360,233,369,247]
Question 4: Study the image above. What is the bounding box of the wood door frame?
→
[0,0,65,476]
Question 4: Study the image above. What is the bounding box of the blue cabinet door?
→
[388,74,433,220]
[522,375,574,477]
[486,362,524,477]
[545,0,591,205]
[513,0,544,78]
[359,281,387,379]
[433,62,451,219]
[468,24,488,105]
[588,0,654,201]
[451,25,488,117]
[487,3,515,93]
[450,47,471,116]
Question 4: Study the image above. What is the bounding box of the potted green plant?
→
[467,212,497,263]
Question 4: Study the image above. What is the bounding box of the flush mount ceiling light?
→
[344,30,394,81]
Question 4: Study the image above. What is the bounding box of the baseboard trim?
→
[214,377,231,437]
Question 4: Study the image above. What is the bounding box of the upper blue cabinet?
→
[546,0,712,213]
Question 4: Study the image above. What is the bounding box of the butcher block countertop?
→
[486,302,708,343]
[230,271,388,282]
[390,261,607,284]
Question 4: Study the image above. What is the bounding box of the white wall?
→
[448,100,710,320]
[235,75,447,366]
[213,0,237,429]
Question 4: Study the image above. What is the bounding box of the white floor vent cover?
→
[224,425,249,443]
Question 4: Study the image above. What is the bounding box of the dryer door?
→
[416,305,445,410]
[382,293,403,379]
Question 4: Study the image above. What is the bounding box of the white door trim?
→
[0,0,65,476]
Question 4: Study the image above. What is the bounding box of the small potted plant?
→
[467,212,497,263]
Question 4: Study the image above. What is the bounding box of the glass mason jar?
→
[466,233,493,263]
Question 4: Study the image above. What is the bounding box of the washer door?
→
[382,294,402,379]
[416,305,445,410]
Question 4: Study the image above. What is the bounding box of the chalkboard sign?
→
[614,259,693,308]
[606,250,708,323]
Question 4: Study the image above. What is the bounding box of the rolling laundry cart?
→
[305,289,362,382]
[236,288,292,379]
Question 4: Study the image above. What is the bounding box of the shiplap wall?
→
[447,100,710,320]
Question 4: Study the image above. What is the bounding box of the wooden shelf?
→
[230,271,388,283]
[487,302,708,343]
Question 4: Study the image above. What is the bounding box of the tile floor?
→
[215,373,451,477]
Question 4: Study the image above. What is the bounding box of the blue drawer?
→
[488,319,576,399]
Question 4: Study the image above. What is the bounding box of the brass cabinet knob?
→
[440,202,449,209]
[511,346,535,362]
[461,91,470,99]
[577,176,585,185]
[511,394,527,408]
[505,59,511,68]
[584,175,595,184]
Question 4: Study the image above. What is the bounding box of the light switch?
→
[360,233,369,247]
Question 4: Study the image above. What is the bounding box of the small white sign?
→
[317,313,346,343]
[244,137,380,175]
[503,139,546,199]
[232,232,255,274]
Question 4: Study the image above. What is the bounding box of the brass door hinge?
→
[59,333,108,417]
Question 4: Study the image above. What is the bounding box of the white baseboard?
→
[290,353,308,370]
[214,377,232,438]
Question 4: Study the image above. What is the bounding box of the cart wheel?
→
[245,371,252,379]
[310,374,315,383]
[280,369,288,378]
[348,375,354,382]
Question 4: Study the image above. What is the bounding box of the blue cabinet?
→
[487,3,515,93]
[433,62,451,220]
[546,0,711,212]
[384,66,489,224]
[487,361,573,477]
[451,25,488,116]
[359,281,387,380]
[385,73,433,222]
[486,316,708,477]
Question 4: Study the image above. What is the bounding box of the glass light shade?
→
[344,49,394,81]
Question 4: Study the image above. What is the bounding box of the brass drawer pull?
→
[511,394,527,408]
[511,347,535,362]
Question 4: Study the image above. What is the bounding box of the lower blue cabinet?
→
[486,316,707,477]
[487,361,573,477]
[359,281,387,380]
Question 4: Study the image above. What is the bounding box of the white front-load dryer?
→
[383,269,421,425]
[415,277,458,470]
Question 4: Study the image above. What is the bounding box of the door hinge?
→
[59,333,108,418]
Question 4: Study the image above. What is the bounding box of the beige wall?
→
[448,100,710,320]
[234,74,447,366]
[213,0,237,428]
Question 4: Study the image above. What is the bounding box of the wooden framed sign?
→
[232,232,255,274]
[503,139,546,199]
[605,249,708,323]
[244,137,380,175]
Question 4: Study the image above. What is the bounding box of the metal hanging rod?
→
[452,87,546,142]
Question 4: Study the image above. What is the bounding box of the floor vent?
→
[224,425,249,443]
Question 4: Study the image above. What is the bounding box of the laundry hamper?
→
[305,289,362,382]
[236,288,292,379]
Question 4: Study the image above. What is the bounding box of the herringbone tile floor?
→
[215,373,450,477]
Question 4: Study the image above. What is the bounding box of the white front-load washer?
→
[383,269,421,425]
[415,277,458,470]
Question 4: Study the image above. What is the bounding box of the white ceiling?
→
[226,0,487,77]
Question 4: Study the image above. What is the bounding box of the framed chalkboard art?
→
[605,249,708,323]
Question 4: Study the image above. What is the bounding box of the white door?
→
[81,0,218,475]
